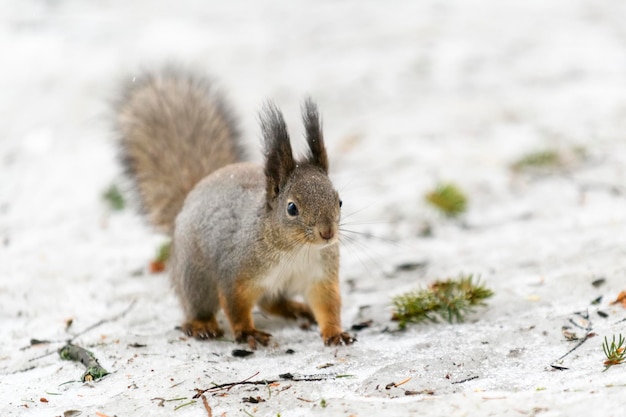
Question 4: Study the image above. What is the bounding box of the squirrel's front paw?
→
[235,329,272,350]
[323,331,356,346]
[182,319,224,340]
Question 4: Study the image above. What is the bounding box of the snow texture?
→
[2,0,626,416]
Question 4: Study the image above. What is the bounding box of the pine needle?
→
[391,275,493,329]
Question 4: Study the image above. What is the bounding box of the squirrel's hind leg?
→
[258,295,316,324]
[171,250,224,340]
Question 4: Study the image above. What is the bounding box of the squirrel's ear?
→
[261,101,295,201]
[302,98,329,173]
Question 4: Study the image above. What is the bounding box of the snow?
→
[2,0,626,416]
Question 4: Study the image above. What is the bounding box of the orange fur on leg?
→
[219,281,271,349]
[307,280,354,345]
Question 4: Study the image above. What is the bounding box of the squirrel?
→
[115,69,355,348]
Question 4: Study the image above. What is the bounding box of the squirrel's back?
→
[115,69,244,234]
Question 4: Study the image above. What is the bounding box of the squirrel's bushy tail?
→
[115,69,244,234]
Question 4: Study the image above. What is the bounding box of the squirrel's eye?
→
[339,199,343,208]
[287,201,299,216]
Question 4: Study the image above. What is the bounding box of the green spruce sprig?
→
[392,275,493,329]
[602,334,626,370]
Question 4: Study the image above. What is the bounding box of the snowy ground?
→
[2,1,626,416]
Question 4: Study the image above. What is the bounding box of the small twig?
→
[28,349,59,362]
[193,372,349,399]
[297,397,314,403]
[201,395,213,417]
[550,332,592,370]
[58,343,109,382]
[2,365,36,375]
[194,372,263,398]
[451,375,479,384]
[550,308,595,370]
[280,372,351,381]
[151,397,165,407]
[234,371,260,387]
[169,380,185,388]
[385,376,412,389]
[22,338,67,352]
[20,339,53,351]
[568,318,590,331]
[195,380,271,397]
[405,389,435,396]
[242,396,265,404]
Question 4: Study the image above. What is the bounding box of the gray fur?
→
[116,68,244,234]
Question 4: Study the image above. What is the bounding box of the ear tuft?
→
[261,101,295,203]
[302,98,329,173]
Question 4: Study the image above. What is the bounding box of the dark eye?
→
[287,201,299,216]
[339,199,343,208]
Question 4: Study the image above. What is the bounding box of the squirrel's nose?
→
[319,228,335,241]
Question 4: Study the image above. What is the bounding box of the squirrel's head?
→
[261,99,341,247]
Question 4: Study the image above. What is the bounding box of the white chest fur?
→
[260,245,326,298]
